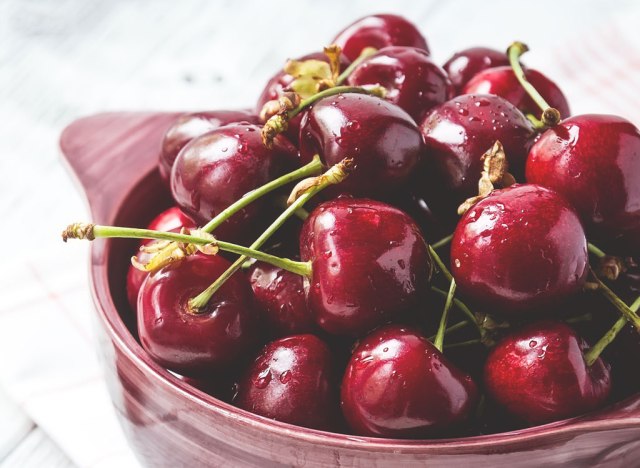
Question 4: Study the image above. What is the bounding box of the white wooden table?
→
[1,0,637,465]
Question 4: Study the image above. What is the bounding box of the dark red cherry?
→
[463,66,570,118]
[138,254,260,377]
[159,110,260,185]
[347,46,453,122]
[526,114,640,255]
[417,94,535,219]
[443,47,510,94]
[332,14,429,61]
[300,198,432,336]
[256,52,350,144]
[248,262,315,338]
[451,184,588,315]
[299,93,423,198]
[233,334,339,430]
[341,325,478,438]
[126,207,197,311]
[484,321,611,425]
[171,123,297,241]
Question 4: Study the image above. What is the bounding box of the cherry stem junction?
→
[201,155,323,233]
[187,158,353,312]
[507,41,561,127]
[434,279,457,352]
[584,295,640,366]
[430,286,485,340]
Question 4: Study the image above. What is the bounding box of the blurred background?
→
[0,0,639,466]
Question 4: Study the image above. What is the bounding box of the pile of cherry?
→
[64,13,640,439]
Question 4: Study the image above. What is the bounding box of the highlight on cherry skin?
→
[62,18,640,441]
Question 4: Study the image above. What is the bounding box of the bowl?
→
[60,112,640,467]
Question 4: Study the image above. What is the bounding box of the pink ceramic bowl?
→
[61,112,640,467]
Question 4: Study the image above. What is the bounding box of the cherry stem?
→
[336,47,377,84]
[262,85,384,146]
[290,85,383,120]
[587,242,607,258]
[63,225,312,277]
[201,155,323,233]
[430,286,485,339]
[507,41,561,127]
[428,245,453,282]
[525,113,545,131]
[431,234,453,250]
[434,279,457,352]
[584,295,640,366]
[444,339,482,350]
[188,159,352,312]
[428,319,471,341]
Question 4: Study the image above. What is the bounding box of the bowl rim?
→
[91,236,640,452]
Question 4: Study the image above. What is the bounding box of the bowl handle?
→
[60,112,180,224]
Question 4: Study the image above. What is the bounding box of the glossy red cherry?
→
[171,122,297,241]
[417,94,535,219]
[158,110,260,184]
[138,254,260,377]
[299,93,423,198]
[341,325,478,438]
[347,46,453,122]
[443,47,510,94]
[484,321,611,425]
[256,52,350,144]
[526,114,640,254]
[463,66,570,118]
[300,198,432,336]
[332,14,429,61]
[451,184,588,315]
[233,334,339,430]
[248,262,315,338]
[126,207,196,311]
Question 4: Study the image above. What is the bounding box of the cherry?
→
[443,47,510,94]
[256,52,350,144]
[463,66,570,119]
[299,93,423,198]
[248,262,315,338]
[484,321,611,425]
[417,94,535,219]
[126,207,196,311]
[137,254,260,377]
[158,110,259,184]
[347,46,453,122]
[341,325,478,438]
[332,14,429,62]
[233,334,339,430]
[526,114,640,255]
[171,122,297,241]
[451,184,588,315]
[300,198,432,336]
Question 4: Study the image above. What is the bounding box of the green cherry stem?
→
[434,279,457,352]
[584,295,640,366]
[444,339,482,350]
[430,286,484,338]
[61,225,312,276]
[336,47,377,84]
[262,85,385,147]
[431,234,453,250]
[590,270,640,331]
[201,155,323,233]
[427,319,471,341]
[507,41,561,127]
[588,242,607,258]
[428,245,453,282]
[187,158,353,311]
